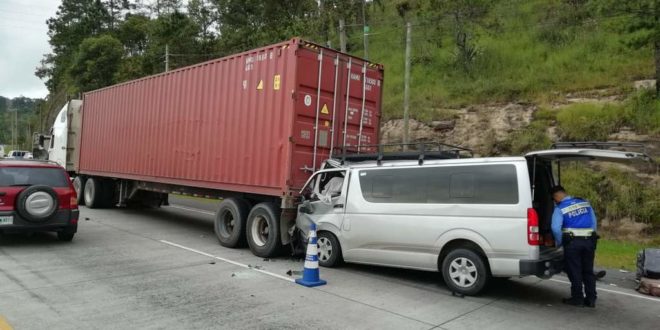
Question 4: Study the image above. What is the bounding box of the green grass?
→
[595,239,651,270]
[343,0,654,120]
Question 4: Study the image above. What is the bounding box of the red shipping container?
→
[78,39,384,199]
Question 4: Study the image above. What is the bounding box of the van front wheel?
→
[441,248,489,296]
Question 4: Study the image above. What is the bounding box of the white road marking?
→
[159,240,296,283]
[168,204,215,216]
[549,278,660,303]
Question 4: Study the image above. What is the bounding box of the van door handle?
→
[333,204,344,209]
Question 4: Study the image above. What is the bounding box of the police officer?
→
[550,185,598,308]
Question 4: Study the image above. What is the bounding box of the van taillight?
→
[527,208,540,246]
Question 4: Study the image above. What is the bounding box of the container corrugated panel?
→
[79,38,384,197]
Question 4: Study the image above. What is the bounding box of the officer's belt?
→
[562,228,594,237]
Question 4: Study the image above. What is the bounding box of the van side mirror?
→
[299,200,314,214]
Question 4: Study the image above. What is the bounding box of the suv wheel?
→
[16,185,59,222]
[441,248,490,296]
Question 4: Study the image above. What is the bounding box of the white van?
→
[297,143,650,295]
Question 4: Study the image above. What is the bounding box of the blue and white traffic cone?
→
[295,223,327,287]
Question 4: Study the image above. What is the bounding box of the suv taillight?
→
[527,208,540,246]
[70,191,78,209]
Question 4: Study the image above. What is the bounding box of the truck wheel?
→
[246,202,282,258]
[441,248,490,296]
[73,176,86,206]
[84,177,103,208]
[214,198,249,248]
[317,231,343,267]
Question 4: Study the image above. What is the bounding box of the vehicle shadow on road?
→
[0,232,65,247]
[340,263,563,304]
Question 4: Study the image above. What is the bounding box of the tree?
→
[212,0,317,53]
[187,0,218,55]
[70,35,124,92]
[427,0,495,72]
[36,0,111,93]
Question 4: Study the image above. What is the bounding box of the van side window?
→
[450,173,475,198]
[359,164,519,204]
[371,175,393,198]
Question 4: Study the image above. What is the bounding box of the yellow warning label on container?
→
[321,104,329,114]
[0,315,14,330]
[257,80,264,90]
[273,75,281,90]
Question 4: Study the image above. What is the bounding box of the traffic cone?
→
[295,223,327,287]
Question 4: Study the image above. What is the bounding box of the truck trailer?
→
[44,38,384,257]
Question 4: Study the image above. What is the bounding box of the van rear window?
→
[359,164,519,204]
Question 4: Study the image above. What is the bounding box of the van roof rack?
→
[333,142,473,166]
[551,141,647,153]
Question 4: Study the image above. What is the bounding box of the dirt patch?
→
[600,218,653,242]
[380,102,536,155]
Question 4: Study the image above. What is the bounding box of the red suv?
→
[0,159,79,241]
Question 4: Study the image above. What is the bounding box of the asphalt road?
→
[0,195,658,329]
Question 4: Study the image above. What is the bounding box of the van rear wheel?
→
[441,248,489,296]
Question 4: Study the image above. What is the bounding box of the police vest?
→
[558,197,594,229]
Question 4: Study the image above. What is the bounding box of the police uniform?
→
[551,195,598,306]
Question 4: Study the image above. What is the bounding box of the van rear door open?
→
[525,148,652,163]
[525,146,653,249]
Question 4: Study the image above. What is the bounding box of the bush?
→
[504,121,552,155]
[562,164,660,230]
[556,103,625,141]
[624,89,660,135]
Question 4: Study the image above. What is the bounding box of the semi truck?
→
[39,38,384,257]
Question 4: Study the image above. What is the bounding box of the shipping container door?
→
[291,43,383,191]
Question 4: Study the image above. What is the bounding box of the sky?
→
[0,0,60,99]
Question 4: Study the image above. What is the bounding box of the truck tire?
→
[246,202,282,258]
[84,177,103,208]
[73,176,86,206]
[441,248,490,296]
[214,198,249,248]
[317,231,343,268]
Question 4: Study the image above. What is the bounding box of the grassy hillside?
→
[339,0,653,120]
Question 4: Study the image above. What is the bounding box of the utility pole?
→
[339,18,347,53]
[362,0,369,60]
[403,22,412,149]
[165,44,170,72]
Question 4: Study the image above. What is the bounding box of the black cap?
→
[550,185,566,195]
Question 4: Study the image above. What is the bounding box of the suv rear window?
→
[0,167,69,187]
